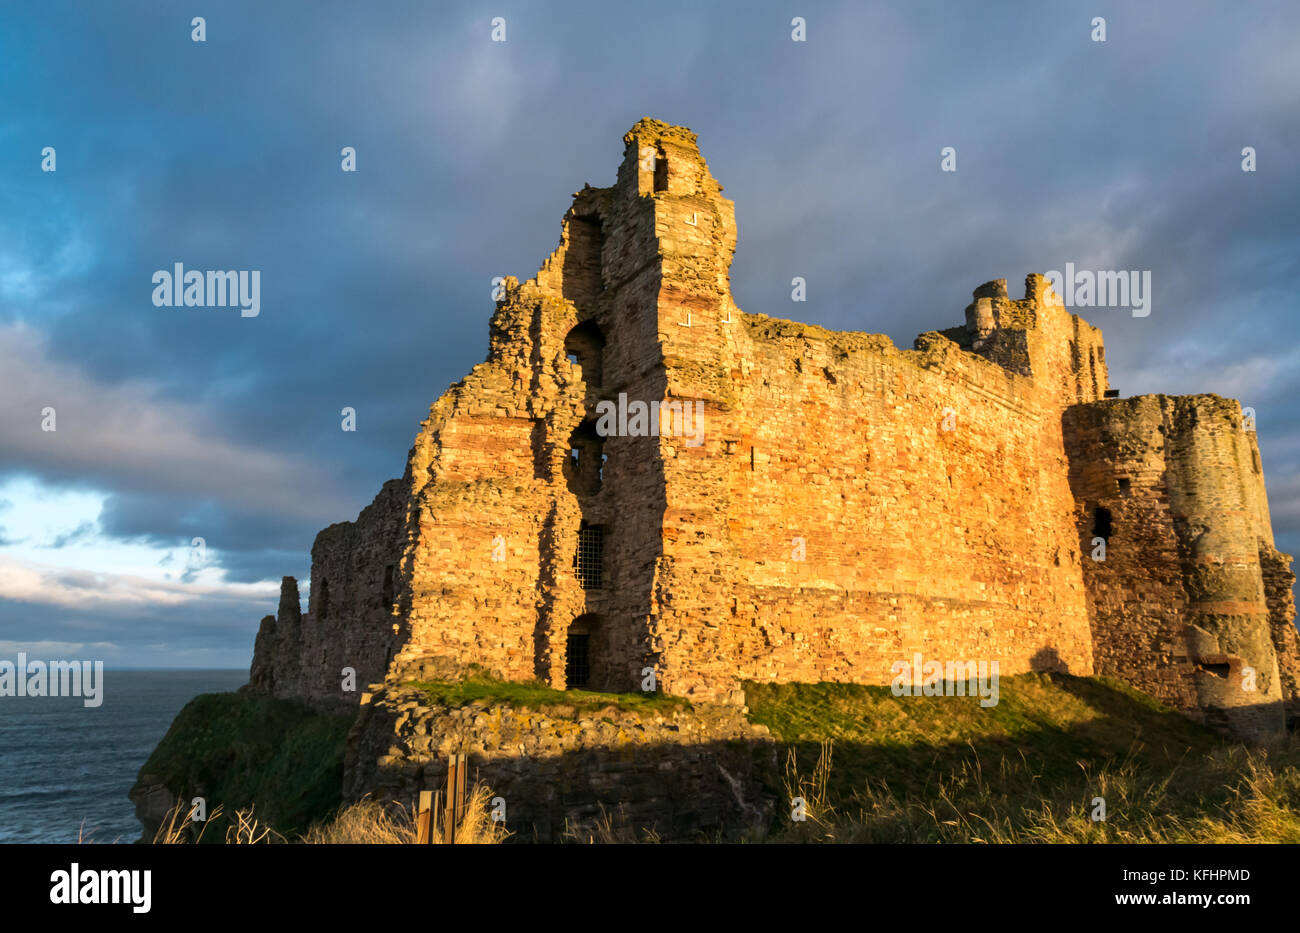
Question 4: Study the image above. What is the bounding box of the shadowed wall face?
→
[1065,394,1292,739]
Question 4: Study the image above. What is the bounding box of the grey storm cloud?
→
[0,0,1297,664]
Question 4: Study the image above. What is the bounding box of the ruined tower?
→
[246,118,1299,741]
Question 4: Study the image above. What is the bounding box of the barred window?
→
[575,524,604,589]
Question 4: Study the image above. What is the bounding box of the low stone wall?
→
[343,684,778,842]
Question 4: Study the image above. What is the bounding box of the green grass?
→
[133,692,354,841]
[744,673,1300,842]
[136,673,1300,844]
[406,675,691,715]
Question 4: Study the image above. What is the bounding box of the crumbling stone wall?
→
[1064,395,1291,739]
[244,118,1298,742]
[1262,545,1300,725]
[343,684,775,842]
[253,478,408,705]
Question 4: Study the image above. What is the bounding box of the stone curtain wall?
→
[647,275,1103,701]
[244,118,1300,741]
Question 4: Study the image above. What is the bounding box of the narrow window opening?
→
[567,422,604,496]
[1117,478,1130,496]
[381,565,395,609]
[1196,656,1233,679]
[654,151,668,193]
[1092,506,1113,540]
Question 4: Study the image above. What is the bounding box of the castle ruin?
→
[247,119,1300,742]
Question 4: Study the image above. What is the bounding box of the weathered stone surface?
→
[244,118,1298,745]
[344,685,775,842]
[1065,395,1295,739]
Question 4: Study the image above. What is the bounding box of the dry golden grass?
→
[225,805,287,844]
[140,784,508,844]
[561,804,662,844]
[772,734,1300,843]
[151,797,224,844]
[301,798,416,844]
[304,785,510,844]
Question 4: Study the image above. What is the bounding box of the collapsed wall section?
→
[250,478,410,706]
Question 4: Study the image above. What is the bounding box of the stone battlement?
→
[246,120,1298,742]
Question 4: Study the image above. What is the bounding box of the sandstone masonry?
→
[247,118,1299,744]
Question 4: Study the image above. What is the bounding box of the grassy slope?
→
[137,673,1300,843]
[744,673,1300,842]
[136,692,354,840]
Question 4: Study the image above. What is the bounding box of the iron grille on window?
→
[566,632,590,689]
[575,524,603,589]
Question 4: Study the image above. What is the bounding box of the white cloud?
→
[0,554,277,612]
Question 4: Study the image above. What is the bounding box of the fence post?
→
[416,790,432,844]
[454,754,467,834]
[443,754,457,844]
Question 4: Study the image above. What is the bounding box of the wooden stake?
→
[455,754,467,832]
[444,754,457,844]
[415,790,432,844]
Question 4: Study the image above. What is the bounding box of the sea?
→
[0,669,247,844]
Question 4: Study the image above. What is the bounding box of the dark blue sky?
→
[1,1,1297,667]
